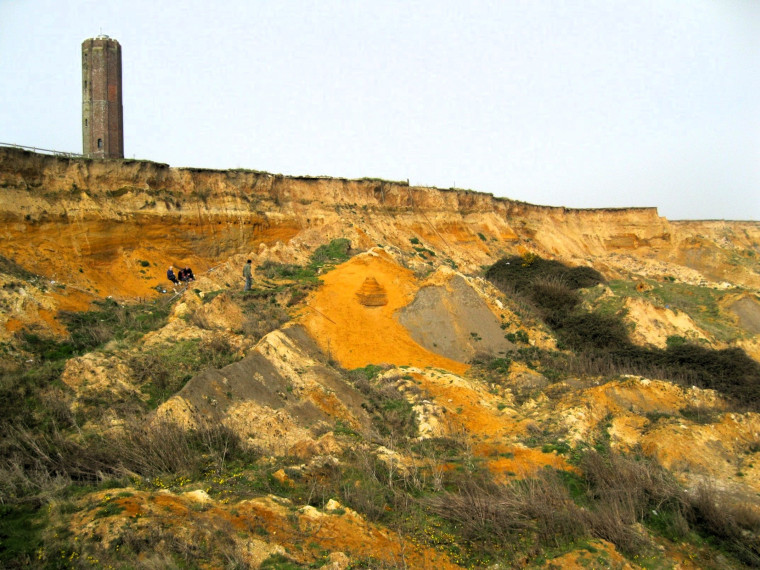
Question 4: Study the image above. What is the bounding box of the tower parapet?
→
[82,35,123,159]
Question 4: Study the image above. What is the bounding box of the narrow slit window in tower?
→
[97,138,103,149]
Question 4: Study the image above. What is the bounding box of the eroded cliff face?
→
[1,147,759,345]
[4,148,760,568]
[2,147,758,301]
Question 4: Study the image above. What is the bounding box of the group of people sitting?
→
[167,265,195,286]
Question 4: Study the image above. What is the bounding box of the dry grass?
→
[427,468,587,559]
[0,417,248,499]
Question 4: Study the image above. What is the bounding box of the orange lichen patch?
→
[301,250,468,374]
[553,378,717,446]
[406,370,571,480]
[609,415,649,451]
[307,387,356,422]
[235,496,463,568]
[115,496,144,517]
[355,276,388,306]
[271,469,294,487]
[559,378,703,439]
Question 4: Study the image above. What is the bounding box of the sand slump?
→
[397,273,513,362]
[157,325,371,454]
[731,296,760,334]
[302,249,469,374]
[302,252,517,372]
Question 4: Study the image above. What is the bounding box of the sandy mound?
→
[157,325,371,455]
[71,488,462,569]
[355,276,388,306]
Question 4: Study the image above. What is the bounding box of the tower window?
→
[85,119,88,127]
[97,138,103,149]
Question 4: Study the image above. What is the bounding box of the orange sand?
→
[301,250,468,374]
[411,372,573,478]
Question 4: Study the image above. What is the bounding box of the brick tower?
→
[82,35,123,159]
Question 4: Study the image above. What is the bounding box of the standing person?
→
[167,266,179,286]
[243,259,253,291]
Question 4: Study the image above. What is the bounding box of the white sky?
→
[1,0,759,220]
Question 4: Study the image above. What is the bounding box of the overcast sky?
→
[1,0,759,220]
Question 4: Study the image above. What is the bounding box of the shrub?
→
[131,337,240,408]
[239,296,290,341]
[555,312,631,352]
[309,238,351,271]
[687,483,760,565]
[56,298,171,354]
[257,260,315,282]
[529,276,581,316]
[485,255,603,294]
[347,368,419,441]
[1,417,248,492]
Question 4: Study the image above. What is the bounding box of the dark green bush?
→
[529,278,581,316]
[309,238,351,270]
[485,255,603,294]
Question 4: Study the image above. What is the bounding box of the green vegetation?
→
[256,238,353,287]
[131,337,239,408]
[309,237,352,271]
[2,341,759,568]
[585,278,744,342]
[2,240,759,567]
[486,254,760,411]
[0,503,44,567]
[346,365,419,440]
[486,253,604,293]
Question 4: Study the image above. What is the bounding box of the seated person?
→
[184,267,195,281]
[167,266,179,285]
[177,267,187,282]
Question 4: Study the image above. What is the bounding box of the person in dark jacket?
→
[243,259,252,291]
[184,267,195,281]
[167,266,179,285]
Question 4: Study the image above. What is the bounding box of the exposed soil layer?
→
[398,274,513,362]
[158,325,372,454]
[301,249,469,374]
[731,296,760,334]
